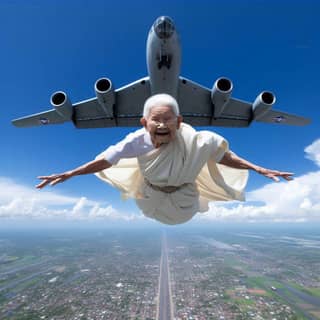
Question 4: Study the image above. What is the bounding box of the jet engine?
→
[252,91,276,120]
[95,77,115,117]
[211,77,233,118]
[50,91,73,120]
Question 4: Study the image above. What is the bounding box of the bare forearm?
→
[219,151,293,182]
[68,158,111,177]
[219,151,261,172]
[36,158,111,189]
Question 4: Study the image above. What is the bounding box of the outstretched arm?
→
[36,158,111,189]
[219,151,293,182]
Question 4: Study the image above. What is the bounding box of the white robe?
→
[95,123,248,224]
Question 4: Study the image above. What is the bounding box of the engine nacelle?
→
[252,91,276,120]
[211,77,233,118]
[50,91,73,120]
[95,78,115,117]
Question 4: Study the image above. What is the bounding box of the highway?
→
[157,233,173,320]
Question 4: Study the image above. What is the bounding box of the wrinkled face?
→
[140,105,182,148]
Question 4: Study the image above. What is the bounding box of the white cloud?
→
[0,177,144,222]
[197,138,320,223]
[0,177,78,205]
[88,204,143,221]
[305,138,320,167]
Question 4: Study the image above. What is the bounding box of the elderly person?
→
[37,94,293,224]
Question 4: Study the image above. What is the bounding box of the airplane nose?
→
[153,16,175,39]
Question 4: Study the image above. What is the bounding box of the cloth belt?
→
[144,178,191,194]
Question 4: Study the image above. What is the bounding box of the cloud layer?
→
[1,138,320,223]
[0,177,141,222]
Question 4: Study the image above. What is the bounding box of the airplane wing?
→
[177,77,213,126]
[74,77,150,128]
[178,76,310,127]
[12,77,151,129]
[255,109,311,126]
[178,77,251,127]
[12,75,310,129]
[12,109,67,127]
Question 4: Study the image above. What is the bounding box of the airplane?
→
[12,16,310,129]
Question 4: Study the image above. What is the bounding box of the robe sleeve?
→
[103,129,150,165]
[208,131,229,163]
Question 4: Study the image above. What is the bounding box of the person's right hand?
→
[36,172,73,189]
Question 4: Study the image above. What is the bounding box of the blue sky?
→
[1,0,320,226]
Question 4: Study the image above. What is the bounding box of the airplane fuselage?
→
[147,16,181,98]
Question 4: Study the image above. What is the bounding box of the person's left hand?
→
[257,167,294,182]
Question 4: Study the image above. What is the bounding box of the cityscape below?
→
[0,224,320,320]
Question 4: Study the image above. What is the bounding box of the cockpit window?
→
[153,16,175,39]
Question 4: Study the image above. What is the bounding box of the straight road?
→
[157,233,173,320]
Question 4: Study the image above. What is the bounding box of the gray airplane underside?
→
[12,16,310,129]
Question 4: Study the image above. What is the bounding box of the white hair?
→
[143,94,180,118]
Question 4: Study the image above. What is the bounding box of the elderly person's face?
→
[140,104,183,148]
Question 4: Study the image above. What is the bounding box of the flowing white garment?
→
[95,123,248,224]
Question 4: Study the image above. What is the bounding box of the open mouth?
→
[155,131,170,136]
